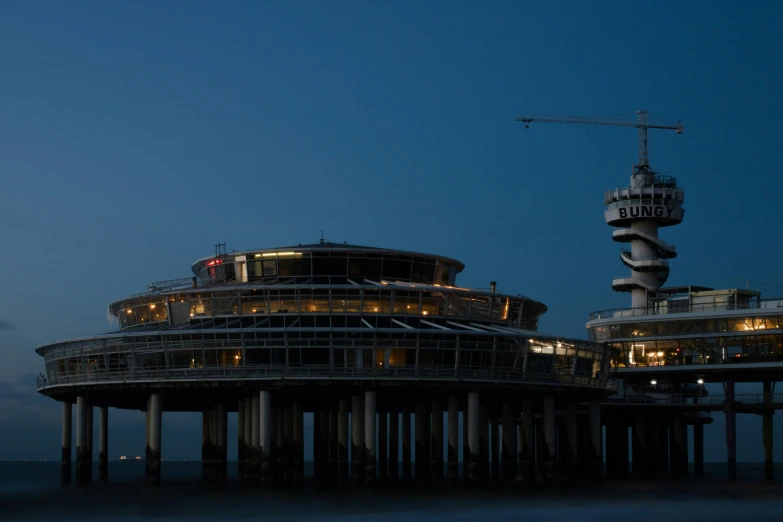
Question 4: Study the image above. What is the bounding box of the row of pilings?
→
[223,391,604,487]
[64,385,778,487]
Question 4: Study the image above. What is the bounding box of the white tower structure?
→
[516,110,684,309]
[605,170,684,308]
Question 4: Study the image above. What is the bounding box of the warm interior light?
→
[656,351,663,357]
[150,304,156,309]
[422,310,428,315]
[261,253,277,257]
[234,355,240,360]
[255,254,262,258]
[126,309,132,314]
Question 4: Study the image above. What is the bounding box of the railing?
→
[589,297,783,320]
[36,365,609,391]
[614,228,676,253]
[604,392,783,406]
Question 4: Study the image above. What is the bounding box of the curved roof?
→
[191,242,466,276]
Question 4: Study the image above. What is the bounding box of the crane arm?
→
[515,111,683,170]
[514,115,683,132]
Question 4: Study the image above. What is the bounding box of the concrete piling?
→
[431,399,443,481]
[146,393,162,486]
[351,395,365,485]
[447,397,459,483]
[389,409,399,481]
[259,391,272,486]
[61,402,72,484]
[98,406,108,482]
[364,391,377,485]
[338,398,350,484]
[75,396,89,486]
[378,408,387,481]
[467,392,480,482]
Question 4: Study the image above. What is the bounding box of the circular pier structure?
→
[37,242,613,486]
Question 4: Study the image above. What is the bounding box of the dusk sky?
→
[1,1,782,462]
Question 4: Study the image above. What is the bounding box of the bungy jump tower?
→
[604,156,685,308]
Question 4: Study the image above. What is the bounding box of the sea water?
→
[1,462,782,521]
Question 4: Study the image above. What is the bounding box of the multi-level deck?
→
[37,242,614,487]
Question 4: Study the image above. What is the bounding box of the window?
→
[263,260,277,277]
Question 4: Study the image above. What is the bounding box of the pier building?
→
[37,242,613,486]
[588,168,783,481]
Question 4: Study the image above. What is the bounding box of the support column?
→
[293,401,304,485]
[85,404,93,483]
[61,402,72,484]
[146,393,162,486]
[520,399,535,481]
[98,406,108,482]
[251,394,260,485]
[338,398,349,484]
[414,401,430,482]
[556,420,568,478]
[587,399,602,481]
[389,409,399,481]
[431,398,443,481]
[632,415,646,478]
[763,381,774,481]
[275,407,284,483]
[725,379,737,481]
[479,406,489,482]
[566,404,578,479]
[617,422,629,479]
[237,399,245,484]
[378,407,388,481]
[447,396,459,483]
[201,409,212,483]
[462,403,469,481]
[313,409,323,481]
[282,406,293,485]
[243,398,253,484]
[467,392,480,482]
[75,397,89,486]
[216,403,227,483]
[672,418,687,477]
[402,408,412,481]
[542,396,556,479]
[693,423,704,476]
[328,406,338,482]
[501,403,517,482]
[259,391,272,486]
[365,391,377,485]
[351,395,365,484]
[490,418,500,481]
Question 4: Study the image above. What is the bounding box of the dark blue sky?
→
[1,1,782,462]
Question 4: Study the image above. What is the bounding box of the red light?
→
[206,259,223,267]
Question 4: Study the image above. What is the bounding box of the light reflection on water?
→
[1,462,782,521]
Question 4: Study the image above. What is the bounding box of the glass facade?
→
[198,251,454,286]
[588,313,783,367]
[41,331,610,390]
